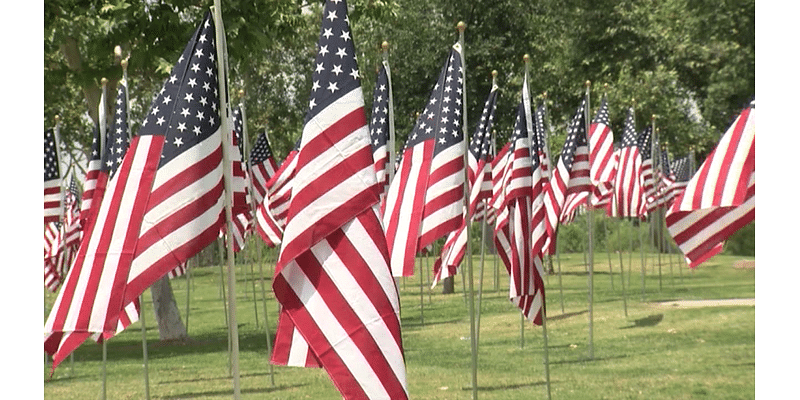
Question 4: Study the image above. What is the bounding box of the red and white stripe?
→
[265,149,298,230]
[274,87,407,399]
[609,146,644,219]
[666,106,755,268]
[250,151,278,205]
[588,116,615,207]
[558,146,591,223]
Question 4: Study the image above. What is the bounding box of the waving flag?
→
[637,126,654,217]
[79,124,102,226]
[664,154,692,206]
[265,140,300,230]
[534,103,551,181]
[609,107,644,219]
[249,130,279,205]
[666,104,755,268]
[268,1,407,398]
[44,12,226,371]
[494,77,545,324]
[383,42,465,277]
[44,128,62,224]
[432,82,498,286]
[224,106,251,252]
[542,97,588,253]
[369,61,393,203]
[588,95,616,207]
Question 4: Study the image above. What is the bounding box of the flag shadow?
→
[619,313,664,329]
[459,380,551,391]
[158,383,307,399]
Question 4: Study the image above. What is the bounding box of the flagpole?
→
[382,41,396,185]
[457,21,479,400]
[238,93,262,328]
[212,4,241,397]
[584,80,595,360]
[474,69,497,349]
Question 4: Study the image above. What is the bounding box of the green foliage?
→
[723,222,755,257]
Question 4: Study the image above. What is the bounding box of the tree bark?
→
[149,276,189,342]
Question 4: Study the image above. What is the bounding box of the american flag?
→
[44,222,63,292]
[268,1,407,398]
[637,126,654,217]
[609,107,645,219]
[264,140,300,230]
[223,105,251,252]
[490,142,511,263]
[369,61,392,204]
[663,153,692,205]
[44,12,226,371]
[666,104,755,268]
[494,77,546,324]
[645,148,676,211]
[79,124,103,226]
[44,128,62,224]
[542,97,589,253]
[383,41,465,277]
[249,129,279,205]
[432,83,498,286]
[588,95,616,207]
[534,103,551,181]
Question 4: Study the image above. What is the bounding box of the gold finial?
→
[543,91,548,99]
[651,114,656,121]
[604,83,609,90]
[457,21,466,32]
[491,70,498,78]
[114,45,122,63]
[55,115,60,123]
[238,89,245,99]
[101,77,108,85]
[381,41,389,52]
[523,54,530,63]
[585,80,591,87]
[121,58,128,69]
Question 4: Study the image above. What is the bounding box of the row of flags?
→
[43,1,754,398]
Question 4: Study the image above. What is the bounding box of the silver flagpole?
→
[383,41,396,185]
[212,3,241,397]
[238,93,261,328]
[457,21,479,400]
[584,81,595,360]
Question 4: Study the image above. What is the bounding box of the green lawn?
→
[43,246,755,399]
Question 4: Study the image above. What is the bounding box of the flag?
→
[44,12,226,371]
[645,148,675,211]
[249,130,279,205]
[494,77,546,324]
[588,95,616,207]
[383,41,465,277]
[637,126,654,217]
[264,140,300,230]
[269,1,407,398]
[44,222,63,292]
[44,128,62,224]
[609,107,645,219]
[534,103,551,181]
[666,104,755,268]
[223,105,251,252]
[79,124,103,226]
[542,97,589,253]
[432,82,498,286]
[369,60,393,203]
[663,153,692,205]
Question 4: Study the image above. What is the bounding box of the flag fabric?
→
[666,104,755,268]
[637,126,654,217]
[542,97,589,253]
[223,105,252,252]
[264,140,300,230]
[79,125,103,226]
[431,83,498,287]
[645,148,675,211]
[609,107,644,219]
[588,95,616,207]
[663,154,692,205]
[44,12,226,371]
[534,103,551,181]
[249,130,279,205]
[493,77,546,324]
[44,222,63,292]
[369,61,393,203]
[268,1,407,398]
[44,128,62,224]
[383,41,465,277]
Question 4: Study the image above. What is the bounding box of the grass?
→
[43,245,754,399]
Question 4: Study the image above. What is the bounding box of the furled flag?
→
[44,222,63,291]
[369,60,393,203]
[249,129,279,205]
[534,103,551,181]
[645,149,675,212]
[431,82,498,287]
[224,105,251,252]
[44,12,226,371]
[609,107,644,219]
[637,126,654,217]
[268,1,408,398]
[79,124,102,226]
[44,128,62,224]
[542,97,588,254]
[493,76,546,324]
[383,41,465,277]
[588,95,616,207]
[666,103,754,268]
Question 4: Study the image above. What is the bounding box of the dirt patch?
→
[650,298,755,308]
[733,260,755,269]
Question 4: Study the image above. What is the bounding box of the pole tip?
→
[523,54,530,63]
[603,83,609,90]
[585,80,591,87]
[491,70,498,78]
[55,115,60,122]
[101,77,108,85]
[457,21,466,32]
[121,58,128,69]
[651,114,656,121]
[543,91,548,99]
[381,41,389,51]
[114,45,122,62]
[239,89,245,99]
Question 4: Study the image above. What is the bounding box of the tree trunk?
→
[149,276,189,342]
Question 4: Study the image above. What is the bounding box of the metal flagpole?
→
[457,21,479,400]
[213,4,241,397]
[584,81,595,360]
[652,120,662,292]
[238,92,261,328]
[383,41,396,186]
[475,69,498,348]
[618,218,628,316]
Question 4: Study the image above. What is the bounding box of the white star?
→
[151,106,160,116]
[327,82,339,93]
[177,122,187,132]
[191,63,200,73]
[195,48,204,58]
[349,68,359,80]
[162,95,172,105]
[188,78,197,88]
[184,93,194,102]
[174,137,184,147]
[169,75,178,84]
[156,116,165,126]
[332,64,343,75]
[315,63,325,74]
[199,34,207,43]
[319,45,329,56]
[205,67,214,76]
[335,47,347,58]
[196,111,205,120]
[309,98,317,109]
[181,108,190,117]
[340,30,350,41]
[200,96,208,106]
[312,80,321,92]
[323,28,333,39]
[193,125,202,135]
[203,82,211,91]
[327,10,337,21]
